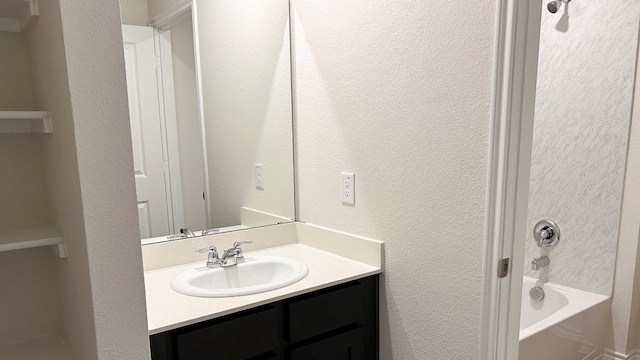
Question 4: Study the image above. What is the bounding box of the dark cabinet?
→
[289,327,364,360]
[176,306,278,360]
[150,275,379,360]
[287,281,365,343]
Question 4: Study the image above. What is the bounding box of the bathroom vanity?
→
[142,222,384,360]
[150,275,378,360]
[134,1,383,356]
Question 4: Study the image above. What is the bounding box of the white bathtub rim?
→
[520,276,610,341]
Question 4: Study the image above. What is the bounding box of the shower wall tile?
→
[524,1,640,296]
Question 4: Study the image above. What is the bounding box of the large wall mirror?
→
[122,0,294,245]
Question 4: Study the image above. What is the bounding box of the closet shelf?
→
[0,111,52,133]
[0,334,76,360]
[0,223,66,258]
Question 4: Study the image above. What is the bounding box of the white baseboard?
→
[604,348,640,360]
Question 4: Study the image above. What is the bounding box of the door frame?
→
[190,0,213,230]
[150,0,212,232]
[479,1,542,359]
[149,0,211,233]
[154,27,187,233]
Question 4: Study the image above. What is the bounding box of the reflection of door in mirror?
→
[123,25,172,239]
[122,14,207,241]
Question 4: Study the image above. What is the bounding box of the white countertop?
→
[144,243,382,335]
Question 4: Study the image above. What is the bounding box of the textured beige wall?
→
[21,0,150,358]
[119,0,148,26]
[25,0,99,357]
[195,0,294,228]
[56,0,151,358]
[291,1,495,359]
[171,15,207,231]
[0,32,34,110]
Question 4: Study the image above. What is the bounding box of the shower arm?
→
[547,0,571,14]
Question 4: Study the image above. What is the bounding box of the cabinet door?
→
[175,307,278,360]
[286,281,365,343]
[289,328,364,360]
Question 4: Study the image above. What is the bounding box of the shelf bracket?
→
[52,241,67,258]
[19,0,39,32]
[25,0,39,17]
[42,112,53,133]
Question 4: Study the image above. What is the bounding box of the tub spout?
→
[531,256,550,270]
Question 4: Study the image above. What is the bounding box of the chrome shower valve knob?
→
[533,219,561,248]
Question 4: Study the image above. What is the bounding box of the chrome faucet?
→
[531,255,550,270]
[166,227,197,240]
[195,242,253,268]
[195,246,222,268]
[220,241,253,267]
[181,228,196,238]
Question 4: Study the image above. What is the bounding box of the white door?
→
[123,25,173,239]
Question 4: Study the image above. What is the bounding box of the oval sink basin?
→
[170,256,309,297]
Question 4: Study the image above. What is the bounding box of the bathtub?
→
[519,277,610,360]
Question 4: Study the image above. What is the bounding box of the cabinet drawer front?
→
[176,307,278,360]
[287,281,364,343]
[289,327,364,360]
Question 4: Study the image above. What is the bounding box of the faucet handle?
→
[233,241,253,249]
[231,242,252,265]
[181,228,196,238]
[201,228,220,235]
[196,246,222,268]
[195,245,217,255]
[533,220,561,248]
